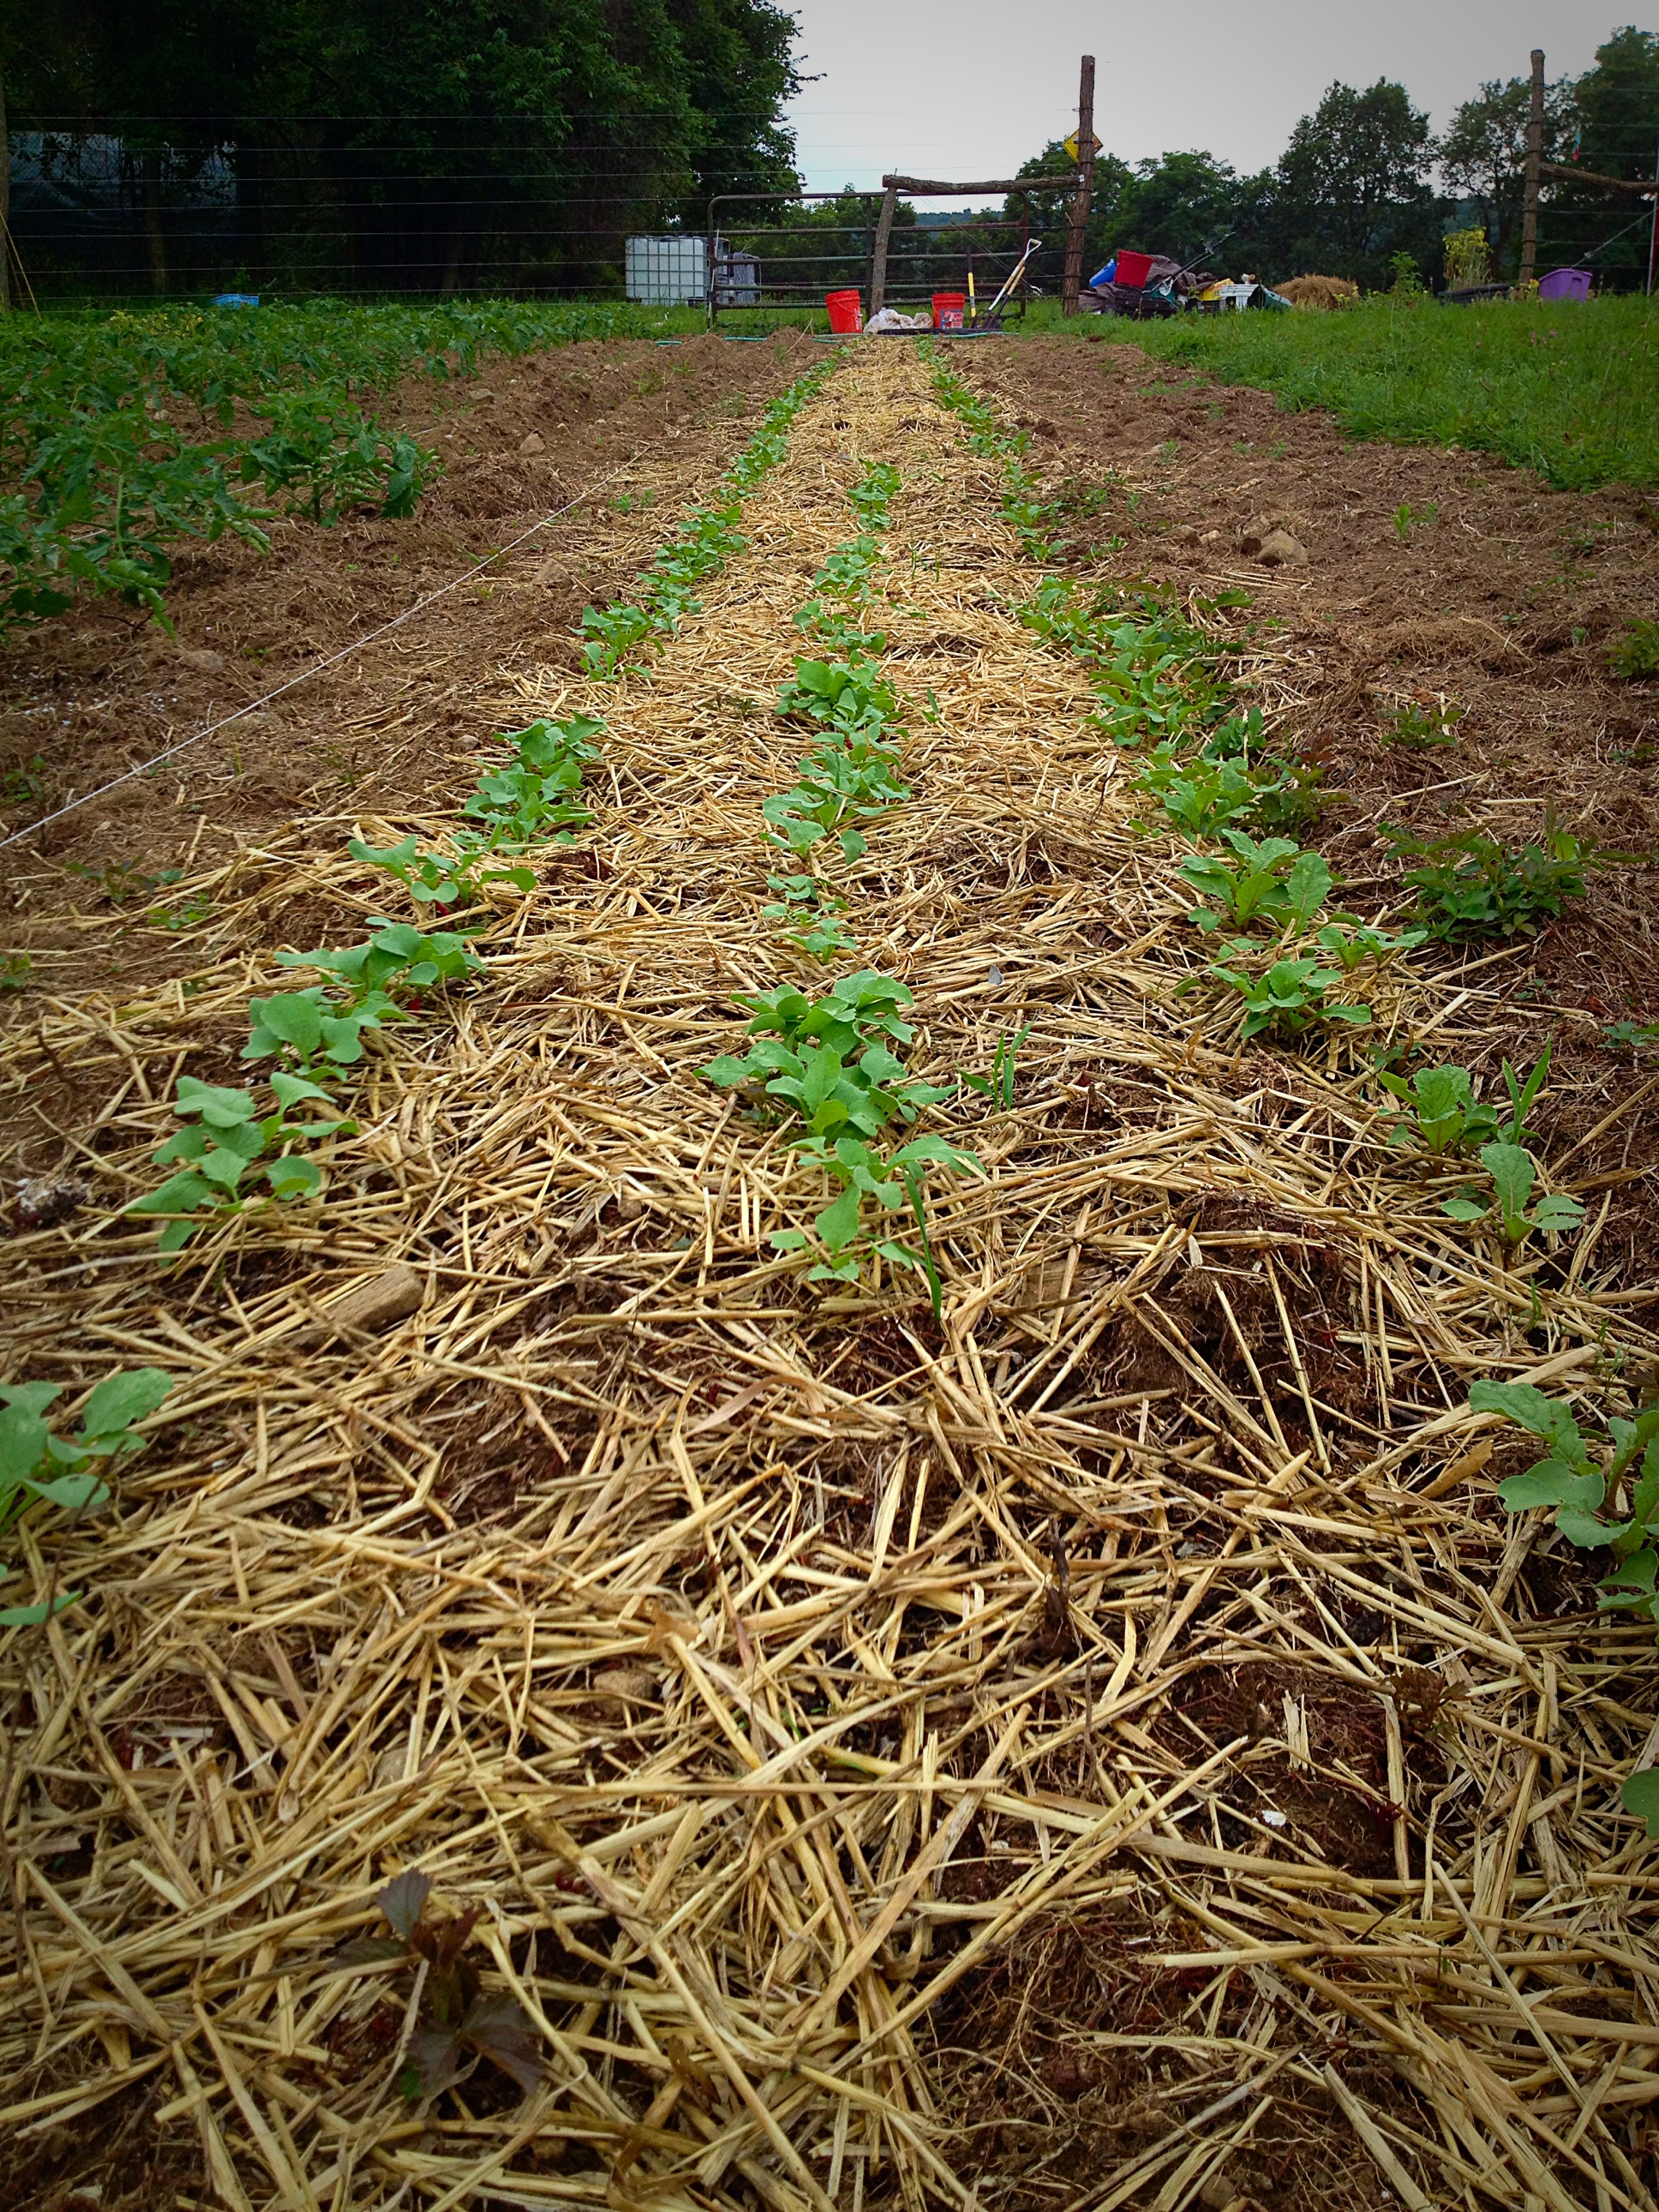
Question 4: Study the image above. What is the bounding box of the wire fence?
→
[6,120,1659,305]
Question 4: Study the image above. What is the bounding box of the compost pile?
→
[2,345,1656,2212]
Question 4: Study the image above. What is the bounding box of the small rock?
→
[1254,527,1309,568]
[1237,513,1277,553]
[519,430,546,457]
[15,1175,89,1232]
[316,1262,425,1338]
[177,647,226,674]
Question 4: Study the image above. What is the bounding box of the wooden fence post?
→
[1062,55,1096,316]
[1520,48,1544,289]
[870,183,899,313]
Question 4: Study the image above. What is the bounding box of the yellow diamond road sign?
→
[1063,131,1102,160]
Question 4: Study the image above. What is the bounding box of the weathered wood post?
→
[1062,54,1096,316]
[870,182,899,314]
[1520,48,1544,290]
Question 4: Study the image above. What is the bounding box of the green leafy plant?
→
[1608,620,1659,680]
[762,874,859,962]
[463,714,602,847]
[776,657,901,736]
[1467,1379,1659,1832]
[0,1368,171,1623]
[1442,1142,1584,1244]
[124,1076,341,1251]
[1379,1045,1550,1156]
[1388,698,1463,749]
[702,973,949,1142]
[961,1025,1031,1110]
[1205,945,1369,1040]
[574,360,835,676]
[1392,500,1437,540]
[0,951,31,990]
[1383,817,1609,942]
[276,919,484,1002]
[763,733,909,863]
[348,832,535,909]
[1182,830,1333,934]
[774,1130,978,1318]
[338,1870,541,2101]
[1604,1019,1659,1053]
[243,986,399,1086]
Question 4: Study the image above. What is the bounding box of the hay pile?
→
[2,344,1657,2212]
[1278,277,1361,311]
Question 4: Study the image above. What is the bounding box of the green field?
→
[1087,295,1659,492]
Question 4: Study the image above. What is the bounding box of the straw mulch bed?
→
[3,343,1658,2212]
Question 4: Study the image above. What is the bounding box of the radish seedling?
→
[125,1076,342,1250]
[1469,1379,1659,1831]
[1204,948,1369,1040]
[349,832,535,908]
[1182,831,1333,934]
[1442,1142,1584,1244]
[772,1130,979,1319]
[0,1367,172,1623]
[762,874,859,962]
[276,920,484,1001]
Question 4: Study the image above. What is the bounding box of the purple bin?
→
[1538,267,1592,303]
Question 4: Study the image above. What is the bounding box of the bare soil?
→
[0,330,821,956]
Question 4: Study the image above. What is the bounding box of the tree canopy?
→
[0,0,802,292]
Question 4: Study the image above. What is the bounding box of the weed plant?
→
[1383,816,1611,941]
[1608,620,1659,680]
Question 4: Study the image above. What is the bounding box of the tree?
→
[0,0,803,296]
[1545,25,1659,279]
[1436,70,1578,274]
[1273,79,1437,285]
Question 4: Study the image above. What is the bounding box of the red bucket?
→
[1114,249,1154,290]
[824,289,864,333]
[932,291,966,331]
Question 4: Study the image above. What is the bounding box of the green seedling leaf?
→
[1621,1768,1659,1837]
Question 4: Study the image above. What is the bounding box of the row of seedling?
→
[930,347,1659,1831]
[123,359,841,1253]
[9,360,841,1620]
[926,356,1587,1260]
[579,357,840,675]
[698,458,980,1315]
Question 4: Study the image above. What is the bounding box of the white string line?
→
[1,449,656,854]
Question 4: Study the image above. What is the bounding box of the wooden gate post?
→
[870,183,899,313]
[1520,48,1544,289]
[1062,54,1096,316]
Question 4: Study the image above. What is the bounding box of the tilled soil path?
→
[2,339,1658,2212]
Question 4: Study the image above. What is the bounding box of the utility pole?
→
[1062,53,1095,317]
[1519,47,1544,289]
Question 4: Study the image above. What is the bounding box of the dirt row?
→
[0,332,823,994]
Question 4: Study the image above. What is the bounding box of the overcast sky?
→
[782,1,1627,201]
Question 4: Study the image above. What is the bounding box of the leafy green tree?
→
[0,0,803,295]
[1273,79,1437,285]
[1436,70,1578,274]
[1544,26,1659,279]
